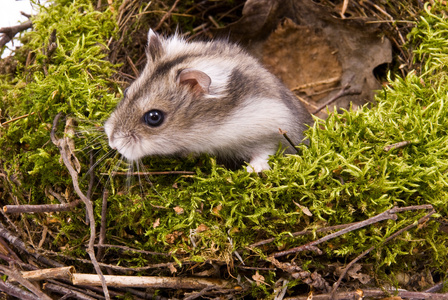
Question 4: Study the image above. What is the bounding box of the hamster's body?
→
[104,30,313,172]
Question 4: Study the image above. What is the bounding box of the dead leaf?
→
[212,204,222,216]
[225,0,391,117]
[168,263,177,274]
[262,19,342,100]
[252,271,266,286]
[63,117,81,173]
[196,224,209,233]
[173,206,184,215]
[293,200,313,216]
[153,218,160,229]
[165,231,182,244]
[335,263,371,285]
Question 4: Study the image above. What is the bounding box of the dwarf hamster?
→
[104,29,314,172]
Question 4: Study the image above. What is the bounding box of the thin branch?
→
[331,206,435,297]
[279,128,300,154]
[184,286,216,300]
[126,56,140,78]
[0,265,52,300]
[153,0,181,31]
[3,200,81,214]
[43,283,98,300]
[0,112,35,126]
[96,189,109,261]
[0,20,33,48]
[72,273,233,290]
[250,222,361,248]
[271,206,401,258]
[384,140,411,152]
[271,205,434,258]
[0,222,63,268]
[424,280,447,293]
[51,113,110,300]
[312,80,361,114]
[8,266,75,283]
[284,289,448,299]
[0,278,37,300]
[101,171,195,176]
[93,243,173,257]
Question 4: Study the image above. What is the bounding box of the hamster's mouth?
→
[105,135,146,161]
[111,142,147,161]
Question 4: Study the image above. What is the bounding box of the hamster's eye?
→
[143,110,164,127]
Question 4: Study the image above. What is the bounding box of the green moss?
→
[0,0,118,203]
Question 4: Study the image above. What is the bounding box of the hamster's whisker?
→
[125,162,133,191]
[82,149,117,181]
[135,160,145,198]
[82,133,107,146]
[135,161,164,199]
[79,142,104,155]
[99,154,127,196]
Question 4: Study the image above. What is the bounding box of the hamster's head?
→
[104,30,213,161]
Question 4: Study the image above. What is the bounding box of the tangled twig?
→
[50,112,110,300]
[0,20,32,48]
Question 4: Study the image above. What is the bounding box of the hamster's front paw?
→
[246,153,271,173]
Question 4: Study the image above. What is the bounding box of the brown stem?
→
[331,207,435,297]
[0,222,63,268]
[0,279,36,300]
[3,200,81,214]
[126,56,140,78]
[272,206,401,258]
[1,112,35,126]
[279,128,300,154]
[51,113,110,300]
[96,189,109,261]
[93,243,173,256]
[101,170,195,176]
[0,265,52,300]
[0,20,33,48]
[312,79,361,115]
[384,140,411,152]
[154,0,181,31]
[250,222,361,248]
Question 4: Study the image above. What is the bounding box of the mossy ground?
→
[1,0,448,298]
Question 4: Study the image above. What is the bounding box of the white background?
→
[1,0,40,57]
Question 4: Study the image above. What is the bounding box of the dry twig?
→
[0,265,52,300]
[51,112,110,300]
[0,20,32,48]
[0,112,35,126]
[3,200,81,214]
[0,279,37,300]
[0,222,63,268]
[101,170,195,176]
[312,80,361,115]
[330,205,435,297]
[154,0,181,31]
[72,273,232,289]
[384,140,411,152]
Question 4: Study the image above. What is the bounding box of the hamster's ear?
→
[178,69,211,94]
[146,29,164,61]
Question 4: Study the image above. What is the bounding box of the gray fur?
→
[104,30,314,172]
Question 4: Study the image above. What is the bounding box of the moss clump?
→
[1,0,117,202]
